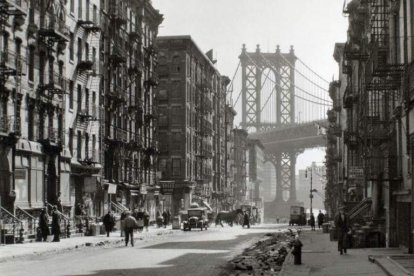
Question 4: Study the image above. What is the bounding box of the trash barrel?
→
[329,226,337,241]
[172,216,181,230]
[322,223,330,233]
[89,223,99,236]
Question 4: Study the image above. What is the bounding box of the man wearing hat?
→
[123,210,138,247]
[334,205,350,254]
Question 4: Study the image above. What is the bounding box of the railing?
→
[116,128,127,142]
[15,206,37,236]
[36,128,62,144]
[78,2,100,26]
[349,197,372,221]
[0,206,23,243]
[42,72,67,92]
[0,50,27,75]
[0,115,20,134]
[40,13,70,38]
[108,3,127,23]
[5,0,29,11]
[111,201,128,212]
[144,72,159,87]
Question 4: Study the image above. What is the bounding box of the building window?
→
[69,32,74,60]
[70,0,74,13]
[28,106,33,140]
[85,132,89,159]
[85,88,89,115]
[92,134,96,161]
[172,158,181,177]
[28,46,35,82]
[78,0,82,18]
[69,81,74,109]
[69,128,73,155]
[77,38,82,61]
[77,84,82,112]
[77,130,82,160]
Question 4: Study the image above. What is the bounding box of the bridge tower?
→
[240,44,299,204]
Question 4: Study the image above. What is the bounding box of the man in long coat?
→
[39,208,49,241]
[102,211,115,237]
[124,211,137,247]
[334,206,350,254]
[51,206,61,242]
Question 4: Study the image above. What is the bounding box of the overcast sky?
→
[152,0,349,172]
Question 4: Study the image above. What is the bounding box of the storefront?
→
[70,160,102,218]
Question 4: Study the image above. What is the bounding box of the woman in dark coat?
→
[334,207,350,254]
[51,206,61,242]
[310,214,316,231]
[39,209,49,242]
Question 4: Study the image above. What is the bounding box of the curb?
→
[369,255,414,276]
[0,230,174,264]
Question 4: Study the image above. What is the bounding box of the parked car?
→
[182,207,209,231]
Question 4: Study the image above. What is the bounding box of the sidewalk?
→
[0,226,174,263]
[280,229,412,276]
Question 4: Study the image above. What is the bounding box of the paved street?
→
[0,224,287,276]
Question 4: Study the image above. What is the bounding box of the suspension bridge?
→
[228,44,332,218]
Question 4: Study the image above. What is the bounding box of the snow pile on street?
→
[225,232,294,276]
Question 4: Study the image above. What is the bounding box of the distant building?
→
[246,139,265,210]
[233,129,248,207]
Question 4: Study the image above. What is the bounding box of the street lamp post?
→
[310,166,313,216]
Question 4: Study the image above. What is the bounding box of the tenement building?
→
[329,0,414,252]
[155,36,230,215]
[232,128,248,207]
[101,0,163,221]
[0,0,72,229]
[0,0,163,238]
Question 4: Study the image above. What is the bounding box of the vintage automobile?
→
[289,205,306,226]
[182,207,209,231]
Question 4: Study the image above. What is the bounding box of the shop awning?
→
[202,200,213,212]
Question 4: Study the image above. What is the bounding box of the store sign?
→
[15,170,26,179]
[140,185,147,195]
[108,183,117,194]
[160,181,174,194]
[84,177,96,192]
[348,167,364,179]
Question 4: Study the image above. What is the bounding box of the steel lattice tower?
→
[240,44,298,203]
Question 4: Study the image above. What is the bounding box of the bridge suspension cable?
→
[297,58,331,84]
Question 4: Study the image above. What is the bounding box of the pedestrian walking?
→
[102,211,115,237]
[162,210,168,228]
[143,209,150,232]
[136,208,144,232]
[124,211,137,247]
[242,211,250,229]
[166,209,171,225]
[51,206,61,242]
[317,210,325,229]
[39,208,49,242]
[310,214,316,231]
[334,206,350,255]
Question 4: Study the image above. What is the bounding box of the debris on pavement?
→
[224,232,294,276]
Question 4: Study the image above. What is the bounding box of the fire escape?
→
[195,81,213,199]
[76,2,101,167]
[0,0,27,145]
[35,2,69,154]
